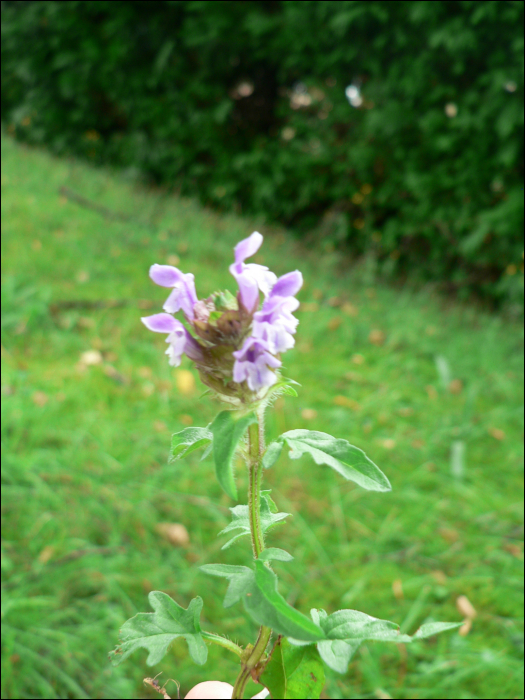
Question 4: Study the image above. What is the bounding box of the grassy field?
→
[1,132,523,700]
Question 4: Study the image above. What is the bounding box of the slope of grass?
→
[1,133,523,699]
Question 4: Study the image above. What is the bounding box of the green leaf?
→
[200,561,324,642]
[169,427,212,462]
[262,440,284,470]
[308,608,461,674]
[281,430,391,492]
[109,592,207,667]
[258,548,294,562]
[260,637,325,699]
[246,562,325,642]
[209,410,257,499]
[413,621,463,639]
[219,490,290,549]
[199,564,253,608]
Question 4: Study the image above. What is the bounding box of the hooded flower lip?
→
[141,313,203,367]
[249,270,303,355]
[149,264,198,321]
[229,232,277,313]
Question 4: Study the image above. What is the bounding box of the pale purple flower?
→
[233,338,282,392]
[141,313,203,367]
[149,264,199,321]
[229,232,277,312]
[250,270,303,354]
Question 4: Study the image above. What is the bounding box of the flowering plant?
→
[110,233,459,699]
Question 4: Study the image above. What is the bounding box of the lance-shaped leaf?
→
[170,427,212,462]
[307,608,461,674]
[210,410,257,499]
[281,430,391,492]
[219,490,290,549]
[200,561,324,642]
[246,562,325,642]
[109,592,207,667]
[260,637,325,699]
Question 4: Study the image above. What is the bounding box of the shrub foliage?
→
[2,0,523,304]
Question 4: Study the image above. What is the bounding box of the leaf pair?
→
[109,589,461,683]
[219,490,290,549]
[170,411,256,500]
[171,421,391,501]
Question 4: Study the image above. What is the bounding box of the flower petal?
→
[271,270,303,298]
[234,231,263,265]
[141,313,179,333]
[149,264,184,287]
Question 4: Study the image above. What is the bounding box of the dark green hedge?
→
[2,1,523,306]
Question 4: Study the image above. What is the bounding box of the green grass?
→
[1,132,523,700]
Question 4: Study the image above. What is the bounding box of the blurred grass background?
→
[1,133,523,699]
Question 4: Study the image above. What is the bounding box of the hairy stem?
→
[232,411,271,699]
[201,631,243,658]
[248,420,265,557]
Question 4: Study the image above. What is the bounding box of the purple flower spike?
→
[230,232,277,312]
[233,338,281,392]
[149,264,198,321]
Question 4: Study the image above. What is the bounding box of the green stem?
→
[201,631,243,658]
[248,420,264,557]
[231,410,272,699]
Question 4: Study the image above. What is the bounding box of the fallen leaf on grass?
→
[369,329,386,346]
[341,302,358,316]
[333,395,361,410]
[503,543,523,559]
[32,391,48,407]
[449,379,464,394]
[301,302,319,312]
[380,438,396,450]
[104,365,128,384]
[328,317,342,331]
[456,595,477,620]
[175,370,196,395]
[38,545,55,564]
[80,349,103,366]
[426,385,438,400]
[392,579,403,600]
[156,523,190,547]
